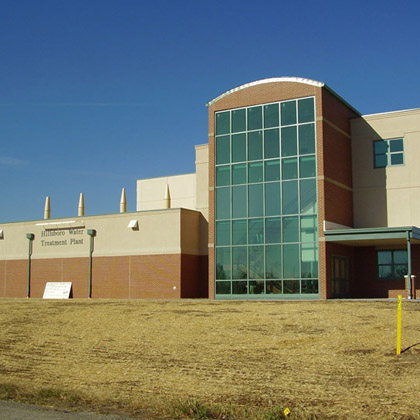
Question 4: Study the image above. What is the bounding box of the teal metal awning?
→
[324,226,420,246]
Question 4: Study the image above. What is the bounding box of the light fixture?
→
[128,220,138,230]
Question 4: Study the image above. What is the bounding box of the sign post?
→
[396,295,402,355]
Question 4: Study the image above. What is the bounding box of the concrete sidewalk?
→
[0,400,145,420]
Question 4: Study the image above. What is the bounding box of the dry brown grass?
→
[1,299,420,419]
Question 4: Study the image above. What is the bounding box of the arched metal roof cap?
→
[206,77,324,107]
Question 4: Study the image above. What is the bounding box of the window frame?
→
[373,138,404,169]
[377,249,408,281]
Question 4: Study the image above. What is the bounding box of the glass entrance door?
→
[332,256,350,298]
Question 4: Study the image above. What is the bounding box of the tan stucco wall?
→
[351,108,420,227]
[0,208,205,261]
[136,143,209,222]
[136,173,196,212]
[195,143,209,221]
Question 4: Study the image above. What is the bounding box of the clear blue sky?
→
[1,0,419,223]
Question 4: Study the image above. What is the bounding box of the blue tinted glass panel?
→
[248,161,263,183]
[265,182,281,216]
[283,244,300,278]
[216,187,230,219]
[248,131,263,160]
[216,248,231,280]
[249,246,264,279]
[265,160,280,181]
[266,280,282,293]
[232,186,247,218]
[216,221,230,246]
[298,98,314,123]
[300,179,316,214]
[216,165,230,186]
[378,251,392,264]
[216,281,231,294]
[248,219,264,244]
[391,153,404,165]
[249,184,263,217]
[283,280,300,294]
[264,103,279,128]
[283,216,299,243]
[281,126,297,157]
[299,155,316,178]
[374,154,387,168]
[216,112,230,135]
[216,135,230,164]
[299,124,315,155]
[248,106,262,130]
[232,133,246,162]
[301,216,317,242]
[232,281,248,294]
[266,217,281,243]
[266,245,282,279]
[281,101,296,125]
[232,109,246,133]
[374,141,388,154]
[232,247,247,279]
[282,181,298,215]
[394,250,407,264]
[301,279,318,294]
[282,157,298,180]
[390,139,403,152]
[301,243,318,279]
[249,280,264,294]
[232,220,247,245]
[232,163,246,185]
[264,129,280,158]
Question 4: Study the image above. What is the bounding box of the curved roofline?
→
[206,77,324,107]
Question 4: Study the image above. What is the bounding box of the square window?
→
[377,249,408,280]
[373,138,404,168]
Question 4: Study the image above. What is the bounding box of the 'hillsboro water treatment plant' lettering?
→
[40,229,85,246]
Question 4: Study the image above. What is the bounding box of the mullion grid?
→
[215,97,318,297]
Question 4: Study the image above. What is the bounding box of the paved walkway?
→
[0,400,143,420]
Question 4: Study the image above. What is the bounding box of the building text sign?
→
[40,229,85,247]
[43,282,72,299]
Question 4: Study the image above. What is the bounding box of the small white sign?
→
[43,282,72,299]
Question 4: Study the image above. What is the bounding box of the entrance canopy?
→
[324,226,420,246]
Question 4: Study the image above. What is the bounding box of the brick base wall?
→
[0,253,208,299]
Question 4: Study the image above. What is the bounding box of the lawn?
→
[0,299,420,419]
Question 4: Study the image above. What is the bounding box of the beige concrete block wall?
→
[195,144,209,221]
[351,109,420,228]
[0,208,205,261]
[137,173,196,211]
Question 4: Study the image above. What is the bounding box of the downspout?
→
[26,233,35,298]
[87,229,96,298]
[407,230,412,299]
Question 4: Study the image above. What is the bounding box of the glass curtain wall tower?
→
[214,97,319,299]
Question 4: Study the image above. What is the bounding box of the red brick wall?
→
[0,253,207,299]
[181,254,208,298]
[4,260,27,297]
[318,89,359,298]
[353,246,420,299]
[92,256,129,298]
[128,254,181,298]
